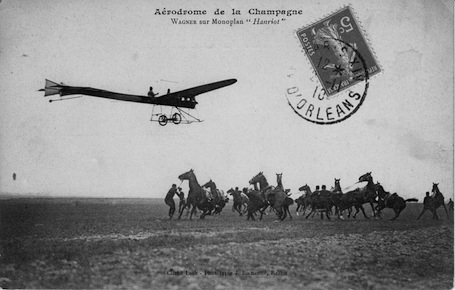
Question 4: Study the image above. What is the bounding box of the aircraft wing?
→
[153,79,237,109]
[162,79,237,98]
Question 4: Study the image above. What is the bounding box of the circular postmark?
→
[286,40,369,125]
[287,6,380,125]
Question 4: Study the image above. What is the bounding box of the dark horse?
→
[329,178,355,219]
[300,184,331,220]
[296,184,312,216]
[294,195,309,216]
[417,183,449,220]
[177,169,211,220]
[202,180,228,215]
[248,172,275,219]
[243,187,268,221]
[345,172,378,219]
[375,182,418,220]
[227,188,248,216]
[249,172,292,221]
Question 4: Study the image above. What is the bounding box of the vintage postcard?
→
[0,0,453,289]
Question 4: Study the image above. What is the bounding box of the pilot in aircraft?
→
[148,87,159,98]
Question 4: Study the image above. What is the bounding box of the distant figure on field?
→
[165,184,178,219]
[417,192,434,220]
[448,198,454,213]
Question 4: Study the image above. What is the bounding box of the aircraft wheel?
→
[172,113,182,124]
[158,115,168,126]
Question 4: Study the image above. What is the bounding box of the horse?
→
[202,180,228,215]
[294,195,308,216]
[249,172,275,200]
[213,189,228,215]
[249,172,275,216]
[281,191,294,220]
[296,184,312,216]
[344,172,378,219]
[273,173,293,220]
[243,187,268,221]
[177,169,212,220]
[328,178,355,219]
[276,173,284,190]
[375,182,418,220]
[181,201,194,216]
[417,183,449,220]
[249,172,291,220]
[273,190,294,221]
[227,188,248,215]
[300,184,331,220]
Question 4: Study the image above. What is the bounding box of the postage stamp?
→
[286,6,381,125]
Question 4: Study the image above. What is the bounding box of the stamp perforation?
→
[344,5,383,78]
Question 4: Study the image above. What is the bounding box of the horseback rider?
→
[319,185,331,201]
[312,185,320,202]
[165,184,178,219]
[204,188,213,202]
[235,187,245,203]
[320,185,329,195]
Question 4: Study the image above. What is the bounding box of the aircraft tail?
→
[39,79,66,96]
[405,198,418,203]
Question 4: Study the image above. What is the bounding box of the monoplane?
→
[40,78,237,126]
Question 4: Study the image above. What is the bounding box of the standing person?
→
[423,191,432,205]
[417,191,435,220]
[448,198,454,213]
[320,185,332,214]
[177,187,186,214]
[312,185,321,201]
[165,184,178,219]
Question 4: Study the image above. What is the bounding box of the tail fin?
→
[405,198,418,202]
[39,79,66,97]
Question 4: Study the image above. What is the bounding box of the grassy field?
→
[0,198,453,289]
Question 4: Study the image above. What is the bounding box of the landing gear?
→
[172,113,182,124]
[150,106,202,126]
[157,113,181,126]
[158,115,168,126]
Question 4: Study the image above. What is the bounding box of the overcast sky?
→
[0,0,453,200]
